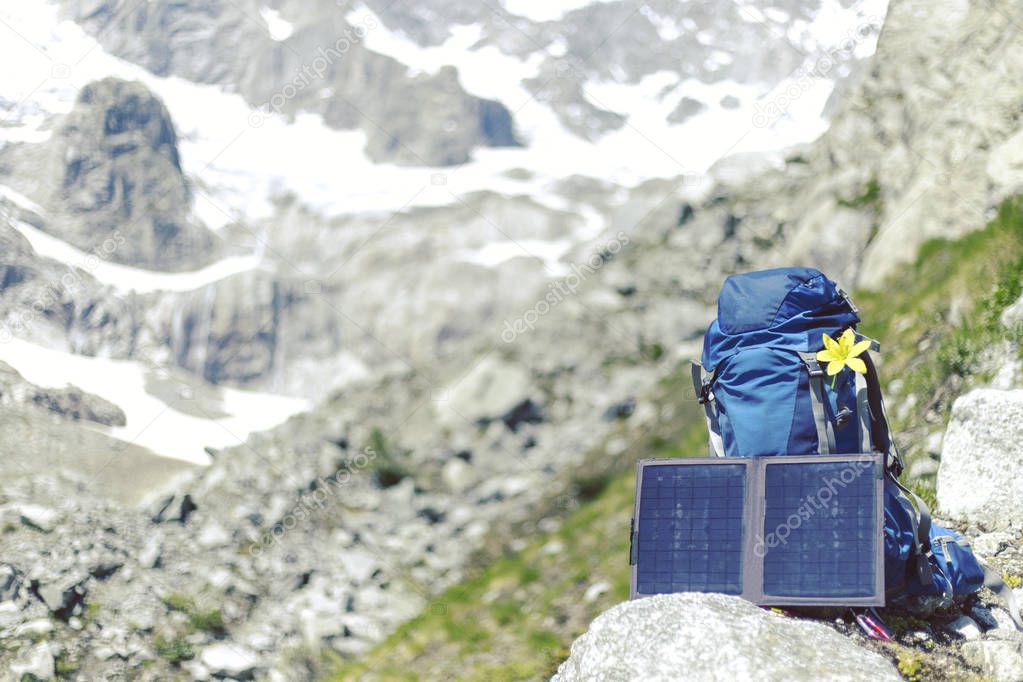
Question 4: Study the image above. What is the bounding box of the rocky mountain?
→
[2,78,217,271]
[5,0,1023,680]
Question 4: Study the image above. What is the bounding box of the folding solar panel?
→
[630,454,883,606]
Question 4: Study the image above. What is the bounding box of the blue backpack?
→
[693,268,1017,613]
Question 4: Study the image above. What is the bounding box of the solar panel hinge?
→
[629,517,638,566]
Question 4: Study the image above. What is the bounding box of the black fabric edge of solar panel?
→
[630,453,884,607]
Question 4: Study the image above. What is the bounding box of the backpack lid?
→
[701,267,860,369]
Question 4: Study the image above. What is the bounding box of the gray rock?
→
[26,78,216,270]
[14,619,55,638]
[0,564,21,602]
[35,581,86,620]
[1001,292,1023,329]
[9,642,55,681]
[937,389,1023,530]
[962,639,1023,682]
[16,504,61,532]
[437,356,533,428]
[946,615,982,641]
[138,535,162,569]
[197,522,231,549]
[200,642,259,679]
[551,593,900,681]
[441,458,473,494]
[30,385,127,427]
[972,531,1015,559]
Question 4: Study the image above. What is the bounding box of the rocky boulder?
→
[41,78,215,270]
[551,594,900,682]
[937,389,1023,530]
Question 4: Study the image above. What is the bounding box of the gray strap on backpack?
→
[888,473,936,587]
[691,361,724,457]
[855,371,873,453]
[983,566,1023,630]
[797,352,836,455]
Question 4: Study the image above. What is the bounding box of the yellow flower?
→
[816,328,870,378]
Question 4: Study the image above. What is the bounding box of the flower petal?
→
[816,350,837,363]
[839,328,856,349]
[822,333,839,353]
[846,357,867,374]
[827,360,845,376]
[849,339,871,357]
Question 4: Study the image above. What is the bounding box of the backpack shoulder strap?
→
[797,352,836,455]
[862,351,902,475]
[691,361,724,457]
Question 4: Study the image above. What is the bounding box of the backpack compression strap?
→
[797,352,836,455]
[983,567,1023,630]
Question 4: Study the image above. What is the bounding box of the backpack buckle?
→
[839,288,860,315]
[691,362,717,404]
[799,353,825,378]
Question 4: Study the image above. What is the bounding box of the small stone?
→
[0,564,22,602]
[971,531,1014,559]
[94,645,119,660]
[15,618,54,637]
[542,540,565,556]
[17,504,61,532]
[10,642,55,680]
[584,581,611,603]
[924,431,943,456]
[200,642,259,679]
[947,615,982,641]
[198,522,231,549]
[183,660,212,681]
[339,550,377,584]
[907,457,939,479]
[441,458,473,493]
[138,536,162,569]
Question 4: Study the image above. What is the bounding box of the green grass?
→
[838,177,882,211]
[154,634,194,664]
[162,593,227,637]
[856,196,1023,499]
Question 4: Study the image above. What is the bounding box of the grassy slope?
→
[329,197,1023,681]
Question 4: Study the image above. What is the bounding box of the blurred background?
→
[2,0,1023,679]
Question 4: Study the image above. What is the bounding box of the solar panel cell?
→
[635,463,745,596]
[761,462,877,599]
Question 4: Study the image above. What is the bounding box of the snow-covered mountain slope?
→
[2,0,887,225]
[0,0,889,472]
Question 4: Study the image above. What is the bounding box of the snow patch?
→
[8,216,262,294]
[501,0,612,22]
[455,239,573,276]
[260,7,294,41]
[0,339,309,465]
